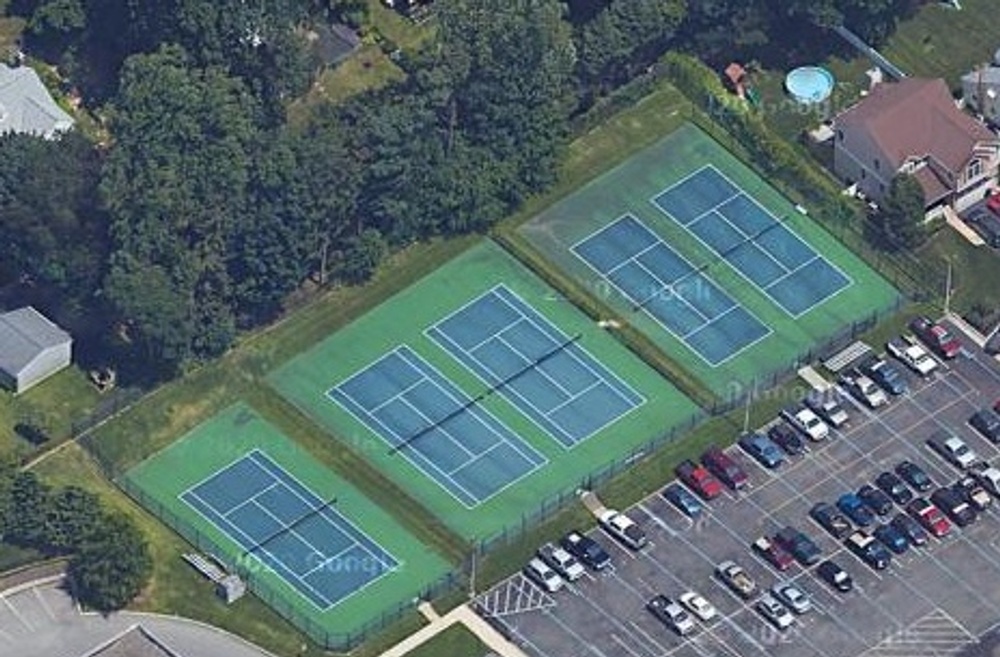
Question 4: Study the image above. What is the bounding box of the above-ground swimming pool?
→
[785,66,835,103]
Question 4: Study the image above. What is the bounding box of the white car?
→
[756,593,795,630]
[772,582,811,614]
[524,557,564,592]
[887,336,938,377]
[647,595,696,636]
[599,509,647,550]
[679,590,717,621]
[929,434,978,470]
[782,405,830,441]
[537,542,585,582]
[973,464,1000,497]
[841,372,889,408]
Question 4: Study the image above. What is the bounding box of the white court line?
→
[221,481,280,519]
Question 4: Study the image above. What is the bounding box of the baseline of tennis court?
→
[424,284,643,448]
[180,448,398,610]
[571,214,772,367]
[327,345,547,508]
[651,165,852,317]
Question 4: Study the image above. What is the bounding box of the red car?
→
[752,536,794,571]
[907,498,952,538]
[675,460,723,500]
[701,446,750,490]
[987,193,1000,215]
[909,316,961,360]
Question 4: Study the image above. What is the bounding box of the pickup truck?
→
[928,432,978,470]
[887,336,938,377]
[537,542,585,581]
[716,560,756,599]
[845,531,891,570]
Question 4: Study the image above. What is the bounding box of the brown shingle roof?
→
[837,78,995,173]
[912,166,951,204]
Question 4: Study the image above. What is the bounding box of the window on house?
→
[968,158,983,179]
[874,158,880,171]
[837,130,844,141]
[862,169,866,179]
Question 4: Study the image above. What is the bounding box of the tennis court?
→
[425,284,644,447]
[327,345,547,508]
[571,214,771,366]
[181,449,398,610]
[269,241,700,539]
[123,404,452,649]
[651,165,852,317]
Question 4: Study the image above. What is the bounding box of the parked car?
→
[988,192,1000,216]
[930,487,977,527]
[805,389,849,428]
[599,509,648,550]
[928,432,978,470]
[771,581,812,614]
[810,502,852,539]
[752,536,795,571]
[972,463,1000,497]
[886,335,938,377]
[910,316,962,360]
[845,531,892,570]
[875,471,914,505]
[969,409,1000,444]
[858,484,894,516]
[537,543,585,582]
[678,591,717,622]
[716,560,756,599]
[840,370,889,408]
[647,595,695,636]
[973,206,1000,247]
[906,498,952,538]
[768,421,806,456]
[738,432,786,469]
[560,531,612,570]
[524,557,564,592]
[859,355,908,396]
[896,460,934,492]
[954,477,992,511]
[774,526,822,566]
[817,559,853,593]
[837,492,875,527]
[756,594,795,631]
[662,483,703,518]
[701,446,750,490]
[675,460,724,500]
[873,523,909,555]
[781,405,830,441]
[890,512,929,547]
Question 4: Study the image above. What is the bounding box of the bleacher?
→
[823,341,872,373]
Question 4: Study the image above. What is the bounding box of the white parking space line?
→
[32,587,56,623]
[541,608,614,657]
[610,633,646,657]
[1,597,32,631]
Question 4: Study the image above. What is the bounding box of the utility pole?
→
[944,257,953,316]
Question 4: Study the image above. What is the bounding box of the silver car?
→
[772,582,812,614]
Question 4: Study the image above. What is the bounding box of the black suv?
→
[560,531,612,570]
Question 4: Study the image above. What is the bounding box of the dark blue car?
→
[861,356,908,396]
[873,523,909,554]
[837,493,875,527]
[662,483,703,518]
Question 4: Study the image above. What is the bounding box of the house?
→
[0,307,72,394]
[961,64,1000,125]
[0,63,75,139]
[309,23,361,66]
[833,77,1000,217]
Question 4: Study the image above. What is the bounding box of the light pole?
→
[943,257,953,316]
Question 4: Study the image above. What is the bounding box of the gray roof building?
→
[0,307,72,394]
[0,64,75,138]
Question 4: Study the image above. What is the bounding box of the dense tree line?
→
[0,464,152,611]
[0,0,919,374]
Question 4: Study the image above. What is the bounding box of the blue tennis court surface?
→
[652,166,851,317]
[327,346,547,507]
[571,215,771,367]
[180,449,397,610]
[425,285,644,448]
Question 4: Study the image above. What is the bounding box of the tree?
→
[69,511,152,612]
[43,486,101,553]
[340,228,387,283]
[4,471,51,548]
[871,173,927,250]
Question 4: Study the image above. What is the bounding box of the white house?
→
[833,78,1000,217]
[0,63,75,139]
[0,307,72,394]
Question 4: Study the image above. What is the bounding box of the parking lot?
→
[476,322,1000,657]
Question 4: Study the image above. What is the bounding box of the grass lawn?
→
[921,229,1000,329]
[0,16,23,54]
[364,0,436,52]
[401,624,487,657]
[0,367,101,460]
